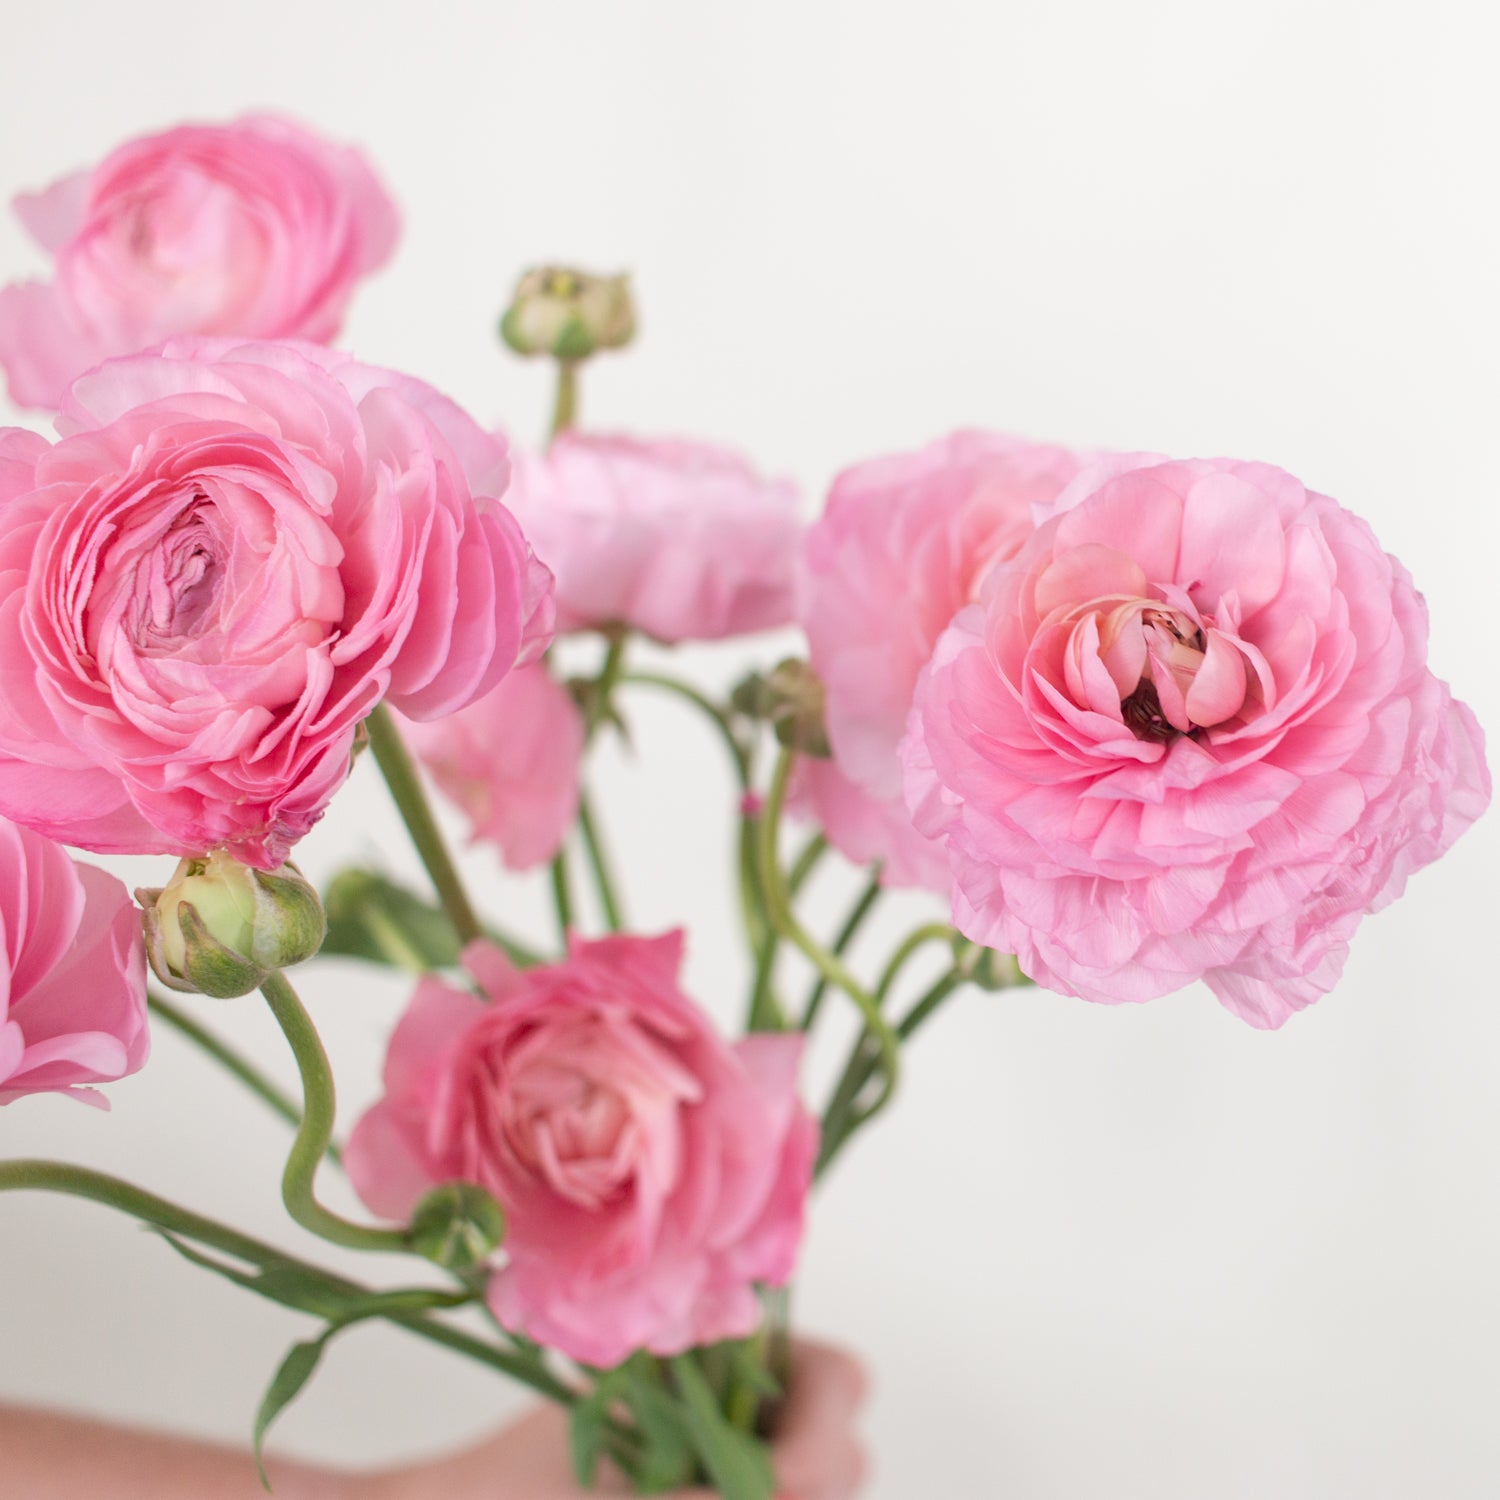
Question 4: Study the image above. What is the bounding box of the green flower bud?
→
[499,266,635,361]
[956,940,1027,992]
[732,659,831,759]
[408,1181,506,1271]
[137,853,326,999]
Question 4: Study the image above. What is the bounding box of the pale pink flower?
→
[799,432,1086,885]
[903,457,1490,1026]
[504,432,802,642]
[0,817,147,1107]
[0,115,398,410]
[0,339,553,868]
[347,932,817,1368]
[400,663,584,871]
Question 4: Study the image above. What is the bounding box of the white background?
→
[2,3,1498,1497]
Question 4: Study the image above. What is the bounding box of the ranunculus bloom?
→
[799,432,1085,885]
[0,817,147,1106]
[903,457,1491,1026]
[0,114,398,410]
[347,932,817,1368]
[504,432,802,642]
[400,663,584,871]
[0,339,553,868]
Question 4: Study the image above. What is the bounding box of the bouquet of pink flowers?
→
[0,115,1489,1499]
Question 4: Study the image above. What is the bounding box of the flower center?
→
[136,500,225,646]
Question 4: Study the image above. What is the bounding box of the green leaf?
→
[727,1339,784,1400]
[150,1233,469,1323]
[626,1384,699,1492]
[571,1367,631,1487]
[569,1391,611,1487]
[668,1354,776,1500]
[151,1233,352,1320]
[321,867,543,970]
[321,869,462,971]
[253,1332,332,1489]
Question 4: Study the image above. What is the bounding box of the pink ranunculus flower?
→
[0,817,148,1106]
[347,932,817,1369]
[0,115,398,410]
[504,432,802,642]
[400,662,584,871]
[903,457,1491,1027]
[799,432,1087,885]
[0,339,553,869]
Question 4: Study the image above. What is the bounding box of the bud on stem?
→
[499,266,636,362]
[138,853,326,999]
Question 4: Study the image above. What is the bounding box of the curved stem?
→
[619,672,750,787]
[800,875,883,1031]
[873,923,957,1006]
[259,972,408,1253]
[759,749,900,1113]
[147,993,343,1169]
[817,968,967,1176]
[818,947,1031,1175]
[366,705,483,948]
[0,1159,578,1405]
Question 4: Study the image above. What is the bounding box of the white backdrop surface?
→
[1,3,1497,1498]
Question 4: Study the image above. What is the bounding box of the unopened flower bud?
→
[408,1181,506,1271]
[732,659,831,758]
[499,266,635,361]
[137,853,326,998]
[956,940,1027,992]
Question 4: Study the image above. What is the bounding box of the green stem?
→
[550,361,578,439]
[0,1160,577,1405]
[549,850,575,943]
[787,831,828,896]
[800,875,883,1030]
[259,972,408,1253]
[873,923,957,1006]
[585,631,629,737]
[577,794,624,931]
[617,669,772,975]
[819,953,1019,1175]
[759,749,900,1115]
[618,672,750,786]
[147,993,343,1169]
[366,705,483,948]
[896,970,967,1041]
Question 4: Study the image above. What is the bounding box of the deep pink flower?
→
[504,432,802,642]
[0,817,147,1107]
[0,115,398,410]
[799,432,1086,885]
[400,663,584,871]
[0,339,553,868]
[347,932,817,1368]
[903,457,1490,1026]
